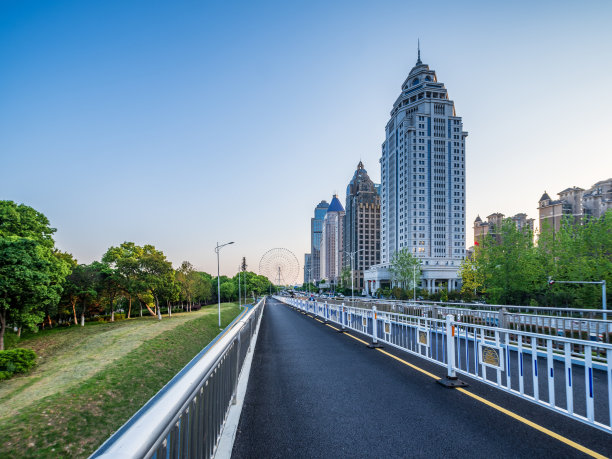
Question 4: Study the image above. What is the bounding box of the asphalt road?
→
[231,298,611,458]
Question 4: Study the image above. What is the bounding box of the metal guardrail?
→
[92,298,265,459]
[299,296,612,344]
[279,296,612,434]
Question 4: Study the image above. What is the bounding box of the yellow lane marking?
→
[375,348,442,380]
[343,333,369,345]
[455,388,606,459]
[286,302,604,458]
[326,324,339,331]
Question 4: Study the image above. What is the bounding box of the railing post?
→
[437,314,468,388]
[367,306,383,348]
[338,302,347,333]
[500,308,509,330]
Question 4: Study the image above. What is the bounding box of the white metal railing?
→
[298,296,612,344]
[91,298,265,459]
[277,296,612,434]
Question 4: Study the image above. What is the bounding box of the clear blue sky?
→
[1,0,611,279]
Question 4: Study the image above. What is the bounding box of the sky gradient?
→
[1,0,611,279]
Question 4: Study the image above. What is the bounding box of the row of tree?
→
[0,201,274,350]
[459,212,611,307]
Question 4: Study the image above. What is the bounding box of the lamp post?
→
[345,249,365,304]
[549,279,607,320]
[413,264,417,302]
[306,267,312,296]
[215,241,234,328]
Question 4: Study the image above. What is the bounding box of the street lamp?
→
[238,264,241,307]
[306,267,312,296]
[345,249,365,304]
[549,278,607,320]
[215,241,234,328]
[413,264,417,302]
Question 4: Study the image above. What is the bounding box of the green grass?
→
[0,303,241,458]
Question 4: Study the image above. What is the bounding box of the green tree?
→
[194,272,213,305]
[0,201,70,349]
[339,266,351,289]
[219,281,236,302]
[458,255,485,298]
[176,261,197,311]
[42,251,77,328]
[70,262,105,326]
[136,245,174,320]
[537,211,611,308]
[389,248,421,291]
[102,242,143,319]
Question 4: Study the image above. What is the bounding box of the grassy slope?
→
[0,303,241,458]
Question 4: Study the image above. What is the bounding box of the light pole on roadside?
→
[306,267,312,296]
[238,265,241,307]
[413,264,417,302]
[345,249,365,304]
[549,278,607,320]
[215,241,234,328]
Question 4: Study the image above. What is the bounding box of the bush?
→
[0,348,37,379]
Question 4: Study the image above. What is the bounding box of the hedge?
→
[0,348,37,380]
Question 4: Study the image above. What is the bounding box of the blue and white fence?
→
[277,296,612,434]
[315,297,612,344]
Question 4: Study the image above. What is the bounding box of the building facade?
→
[366,50,467,294]
[310,200,329,282]
[474,212,534,246]
[538,178,611,235]
[320,195,345,285]
[343,161,381,292]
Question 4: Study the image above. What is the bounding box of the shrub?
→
[0,348,37,379]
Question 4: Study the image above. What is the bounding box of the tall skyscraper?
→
[311,200,329,281]
[344,161,381,292]
[367,49,467,293]
[320,195,345,285]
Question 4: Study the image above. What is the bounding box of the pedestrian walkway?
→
[231,298,610,458]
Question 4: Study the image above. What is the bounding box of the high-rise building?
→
[310,200,329,281]
[344,161,381,292]
[320,195,345,285]
[538,178,612,235]
[366,49,467,294]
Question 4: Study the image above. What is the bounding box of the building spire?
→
[416,38,422,65]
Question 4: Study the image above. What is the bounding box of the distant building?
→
[473,212,533,246]
[538,178,612,235]
[510,213,535,233]
[583,179,612,219]
[310,200,329,281]
[366,48,467,294]
[320,195,345,285]
[304,253,311,284]
[343,161,381,292]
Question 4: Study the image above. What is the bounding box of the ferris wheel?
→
[259,248,300,286]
